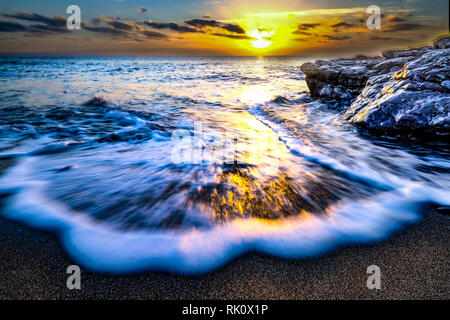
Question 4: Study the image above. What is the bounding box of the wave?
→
[1,57,449,275]
[0,157,448,274]
[0,97,173,157]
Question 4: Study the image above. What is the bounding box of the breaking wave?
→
[0,56,449,273]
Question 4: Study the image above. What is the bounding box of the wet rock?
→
[300,36,450,137]
[436,206,450,215]
[271,96,291,104]
[345,48,450,135]
[300,57,382,101]
[83,96,109,107]
[433,36,450,49]
[382,46,432,59]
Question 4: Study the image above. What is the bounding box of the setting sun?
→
[248,29,275,49]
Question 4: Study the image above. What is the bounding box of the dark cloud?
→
[292,30,311,35]
[1,11,171,41]
[323,35,350,40]
[369,35,393,40]
[137,8,147,13]
[212,33,253,40]
[0,21,26,32]
[385,16,406,23]
[27,24,69,35]
[1,11,251,42]
[220,23,245,34]
[295,23,321,31]
[1,11,69,35]
[81,24,130,37]
[383,22,424,32]
[380,12,421,32]
[90,18,101,26]
[185,19,220,28]
[99,16,135,31]
[2,11,66,27]
[331,22,356,28]
[140,30,168,39]
[142,21,199,33]
[185,19,245,34]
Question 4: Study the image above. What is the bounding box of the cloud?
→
[0,21,26,32]
[0,11,71,35]
[221,23,245,34]
[185,19,220,28]
[81,16,172,40]
[90,18,102,26]
[331,21,356,28]
[185,19,246,34]
[81,24,130,37]
[27,24,70,35]
[1,10,256,44]
[369,35,393,41]
[212,33,253,40]
[99,16,135,31]
[2,11,66,27]
[383,22,424,32]
[295,23,321,31]
[292,30,311,35]
[385,15,406,23]
[140,30,168,39]
[141,21,199,33]
[379,11,424,32]
[137,7,147,13]
[322,35,350,40]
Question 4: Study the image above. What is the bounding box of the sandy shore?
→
[0,159,449,299]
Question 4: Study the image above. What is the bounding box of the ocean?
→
[0,56,449,273]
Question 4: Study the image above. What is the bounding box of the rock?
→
[436,206,450,215]
[300,57,382,101]
[442,80,450,90]
[433,36,450,49]
[300,35,450,137]
[271,96,291,104]
[382,46,432,59]
[372,57,416,73]
[345,49,450,135]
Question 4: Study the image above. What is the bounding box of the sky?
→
[0,0,448,56]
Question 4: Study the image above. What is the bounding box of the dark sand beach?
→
[0,156,448,299]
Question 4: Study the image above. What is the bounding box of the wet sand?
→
[0,158,449,299]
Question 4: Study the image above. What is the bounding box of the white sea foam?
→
[0,157,448,274]
[1,56,449,274]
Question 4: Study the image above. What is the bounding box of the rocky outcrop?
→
[300,36,450,136]
[433,36,450,49]
[300,56,383,101]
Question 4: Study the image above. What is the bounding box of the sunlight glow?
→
[248,29,275,49]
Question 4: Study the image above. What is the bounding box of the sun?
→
[247,29,274,49]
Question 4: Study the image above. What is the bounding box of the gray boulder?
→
[300,36,450,136]
[433,36,450,49]
[345,48,450,135]
[300,56,383,101]
[382,46,432,59]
